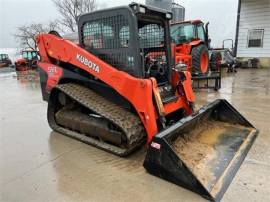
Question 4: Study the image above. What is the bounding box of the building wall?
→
[237,0,270,61]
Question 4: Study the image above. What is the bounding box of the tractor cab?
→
[0,54,9,61]
[15,50,38,71]
[171,20,210,48]
[22,50,38,61]
[0,54,12,67]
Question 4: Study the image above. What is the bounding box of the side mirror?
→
[208,38,212,43]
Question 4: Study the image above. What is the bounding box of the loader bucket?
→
[143,99,258,202]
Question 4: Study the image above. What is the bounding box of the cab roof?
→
[171,19,203,25]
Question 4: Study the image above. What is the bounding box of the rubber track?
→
[53,83,146,156]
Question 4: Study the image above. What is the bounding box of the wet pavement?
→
[0,68,270,202]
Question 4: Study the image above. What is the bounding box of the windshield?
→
[22,51,37,60]
[0,54,8,60]
[171,24,195,44]
[139,23,164,48]
[22,52,30,59]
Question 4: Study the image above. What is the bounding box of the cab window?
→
[139,23,164,48]
[82,15,129,49]
[28,52,33,59]
[0,54,8,59]
[119,26,130,47]
[22,52,28,59]
[197,24,206,42]
[32,52,37,58]
[171,24,195,44]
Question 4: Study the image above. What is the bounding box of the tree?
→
[14,22,60,51]
[53,0,97,32]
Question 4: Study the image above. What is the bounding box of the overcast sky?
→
[0,0,238,48]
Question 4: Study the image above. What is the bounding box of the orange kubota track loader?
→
[36,4,258,201]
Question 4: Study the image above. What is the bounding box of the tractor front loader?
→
[36,4,258,201]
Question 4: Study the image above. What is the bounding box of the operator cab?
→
[78,3,173,86]
[22,50,38,60]
[0,54,12,67]
[171,20,210,48]
[0,54,9,61]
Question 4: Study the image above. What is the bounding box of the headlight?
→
[175,63,187,71]
[166,13,172,20]
[139,6,146,13]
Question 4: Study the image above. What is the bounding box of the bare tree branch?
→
[14,21,61,51]
[52,0,97,32]
[14,0,98,50]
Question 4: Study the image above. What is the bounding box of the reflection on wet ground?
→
[15,70,40,90]
[0,68,40,91]
[0,68,270,202]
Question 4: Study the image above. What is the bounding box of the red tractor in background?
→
[15,50,38,71]
[171,20,214,74]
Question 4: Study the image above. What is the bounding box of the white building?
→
[235,0,270,67]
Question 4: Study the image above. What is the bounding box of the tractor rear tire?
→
[191,44,209,75]
[210,51,222,71]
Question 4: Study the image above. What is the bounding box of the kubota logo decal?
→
[48,66,56,75]
[76,53,100,73]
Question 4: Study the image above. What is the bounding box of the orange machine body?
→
[37,34,195,144]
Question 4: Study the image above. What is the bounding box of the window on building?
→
[248,29,264,48]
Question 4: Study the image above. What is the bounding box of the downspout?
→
[234,0,242,57]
